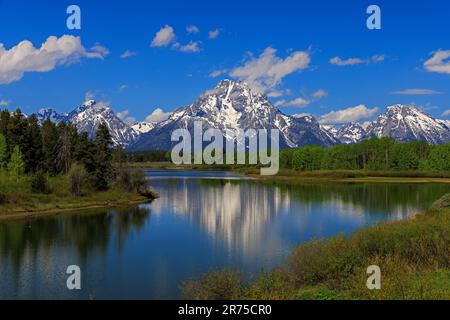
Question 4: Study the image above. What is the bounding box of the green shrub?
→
[116,168,155,198]
[68,163,89,196]
[31,171,50,194]
[181,269,244,300]
[431,193,450,209]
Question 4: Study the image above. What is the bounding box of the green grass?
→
[180,194,450,300]
[0,171,152,218]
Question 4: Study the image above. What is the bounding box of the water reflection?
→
[149,177,449,260]
[0,170,449,299]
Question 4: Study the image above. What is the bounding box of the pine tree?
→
[23,114,43,172]
[8,145,25,182]
[93,123,113,190]
[7,109,28,154]
[41,119,59,174]
[55,122,74,174]
[0,133,7,169]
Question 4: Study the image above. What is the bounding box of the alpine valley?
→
[34,80,450,150]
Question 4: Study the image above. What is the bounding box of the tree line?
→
[0,108,113,191]
[280,137,450,172]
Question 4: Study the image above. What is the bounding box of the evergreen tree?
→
[73,131,97,173]
[7,109,28,154]
[0,133,7,169]
[23,114,43,172]
[8,145,25,182]
[93,123,113,190]
[41,119,59,174]
[55,122,74,174]
[0,109,10,138]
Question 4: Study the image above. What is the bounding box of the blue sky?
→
[0,0,449,124]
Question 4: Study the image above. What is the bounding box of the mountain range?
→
[34,80,450,150]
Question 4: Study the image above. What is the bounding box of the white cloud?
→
[0,35,107,84]
[442,110,450,117]
[0,99,10,106]
[424,50,450,74]
[174,41,201,53]
[120,50,137,58]
[208,29,220,39]
[292,113,312,118]
[319,104,379,124]
[90,43,110,57]
[209,69,227,78]
[329,56,366,66]
[392,89,441,95]
[186,25,200,34]
[267,91,284,98]
[117,109,136,125]
[313,89,328,99]
[84,91,96,101]
[229,47,310,93]
[151,25,176,47]
[371,54,385,63]
[144,108,171,123]
[275,97,310,108]
[330,55,385,67]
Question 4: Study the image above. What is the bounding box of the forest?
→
[0,108,154,213]
[279,137,450,172]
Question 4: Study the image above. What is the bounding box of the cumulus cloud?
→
[424,50,450,74]
[0,99,10,106]
[319,104,379,124]
[186,25,200,34]
[229,47,310,93]
[392,89,441,95]
[209,69,227,78]
[0,35,107,84]
[173,41,201,53]
[208,29,220,39]
[274,97,310,108]
[117,109,136,125]
[151,25,176,47]
[120,50,137,58]
[144,108,171,123]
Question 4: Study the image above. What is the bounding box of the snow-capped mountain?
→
[36,108,67,124]
[366,104,450,144]
[130,80,337,151]
[36,100,141,146]
[68,100,139,146]
[132,122,155,134]
[336,122,368,144]
[321,105,450,145]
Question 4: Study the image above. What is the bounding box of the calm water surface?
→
[0,170,449,299]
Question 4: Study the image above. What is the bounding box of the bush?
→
[181,269,244,300]
[68,163,89,196]
[431,193,450,209]
[31,171,50,194]
[116,168,155,198]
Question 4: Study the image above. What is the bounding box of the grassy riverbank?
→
[181,194,450,300]
[0,173,157,221]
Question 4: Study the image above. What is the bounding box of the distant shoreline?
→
[129,162,450,184]
[0,198,152,223]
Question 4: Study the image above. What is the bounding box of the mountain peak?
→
[367,104,450,144]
